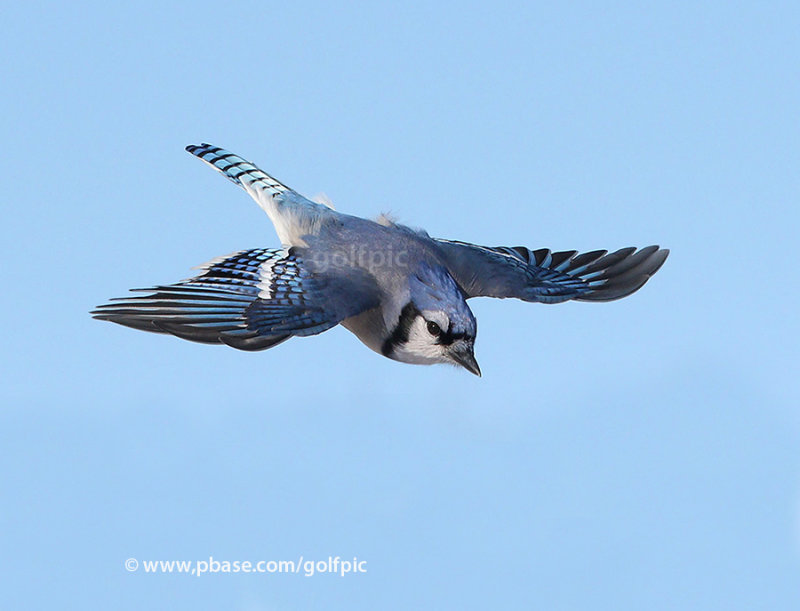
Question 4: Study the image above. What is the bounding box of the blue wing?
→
[92,248,379,351]
[436,240,669,303]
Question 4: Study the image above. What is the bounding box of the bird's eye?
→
[426,321,441,336]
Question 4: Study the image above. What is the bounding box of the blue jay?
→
[93,144,669,376]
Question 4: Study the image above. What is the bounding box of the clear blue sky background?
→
[2,2,799,609]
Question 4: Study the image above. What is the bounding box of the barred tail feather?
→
[185,143,331,246]
[185,143,291,197]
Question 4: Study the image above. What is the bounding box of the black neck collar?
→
[381,302,419,356]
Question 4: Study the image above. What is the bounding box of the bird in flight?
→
[93,144,668,376]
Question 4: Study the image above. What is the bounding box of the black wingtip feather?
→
[576,246,668,302]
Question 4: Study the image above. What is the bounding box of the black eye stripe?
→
[428,319,471,345]
[437,331,468,345]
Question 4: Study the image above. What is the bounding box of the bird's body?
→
[93,144,669,376]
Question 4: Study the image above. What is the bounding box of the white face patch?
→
[391,316,447,364]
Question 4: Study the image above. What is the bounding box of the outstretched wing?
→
[435,240,668,304]
[92,248,379,351]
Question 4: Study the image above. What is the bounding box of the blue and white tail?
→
[186,143,330,245]
[186,143,291,198]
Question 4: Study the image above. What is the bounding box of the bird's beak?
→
[452,346,481,377]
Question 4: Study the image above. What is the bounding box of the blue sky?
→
[2,1,799,609]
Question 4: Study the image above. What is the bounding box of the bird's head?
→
[383,262,480,376]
